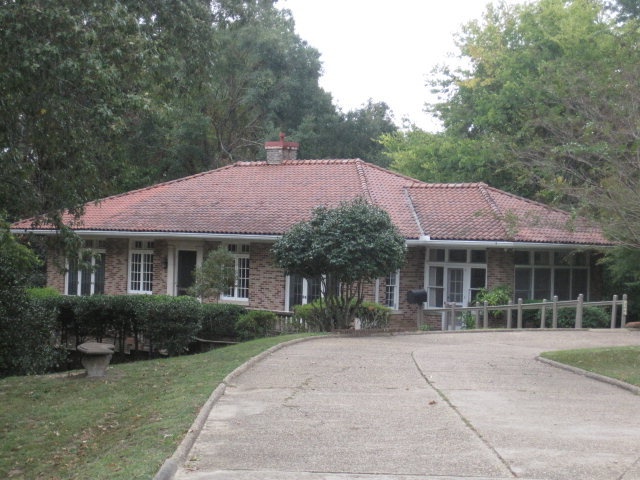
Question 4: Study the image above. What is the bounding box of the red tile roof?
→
[12,160,611,246]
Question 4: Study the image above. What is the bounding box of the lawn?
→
[541,346,640,387]
[0,334,316,479]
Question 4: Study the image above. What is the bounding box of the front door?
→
[176,250,197,296]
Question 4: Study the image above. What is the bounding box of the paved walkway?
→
[173,330,640,480]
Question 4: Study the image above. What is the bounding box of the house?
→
[12,137,612,330]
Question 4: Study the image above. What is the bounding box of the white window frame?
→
[128,240,155,294]
[383,271,400,310]
[514,250,590,301]
[65,240,106,296]
[222,243,250,301]
[285,274,324,311]
[424,248,487,309]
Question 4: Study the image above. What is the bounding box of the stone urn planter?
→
[77,342,115,377]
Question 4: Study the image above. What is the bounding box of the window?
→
[514,250,590,300]
[287,274,322,310]
[66,242,106,296]
[384,271,400,310]
[223,244,250,300]
[129,240,154,294]
[425,248,487,308]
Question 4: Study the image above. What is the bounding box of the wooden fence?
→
[424,294,628,331]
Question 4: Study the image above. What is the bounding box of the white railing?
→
[424,294,628,331]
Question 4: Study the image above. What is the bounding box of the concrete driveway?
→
[172,330,640,480]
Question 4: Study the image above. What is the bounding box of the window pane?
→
[515,268,531,300]
[289,274,303,309]
[429,249,445,262]
[130,253,141,291]
[533,268,551,299]
[237,257,249,298]
[384,272,398,309]
[94,254,105,294]
[554,252,570,265]
[428,266,443,287]
[142,253,153,292]
[572,270,588,299]
[514,251,530,265]
[573,252,588,267]
[307,276,322,304]
[448,268,464,303]
[553,269,570,300]
[470,268,486,289]
[449,250,467,263]
[428,287,444,308]
[534,252,550,265]
[470,250,486,263]
[67,258,78,295]
[80,264,92,296]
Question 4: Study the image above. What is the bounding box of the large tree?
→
[271,199,407,330]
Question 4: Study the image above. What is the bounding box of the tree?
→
[294,99,398,166]
[188,247,236,302]
[271,199,406,330]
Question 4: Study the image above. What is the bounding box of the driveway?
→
[173,330,640,480]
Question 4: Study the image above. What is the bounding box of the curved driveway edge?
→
[170,330,640,480]
[154,335,324,480]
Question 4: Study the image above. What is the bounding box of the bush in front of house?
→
[357,301,391,329]
[198,303,247,340]
[544,306,610,328]
[0,227,67,377]
[235,310,277,340]
[293,299,391,330]
[134,295,203,356]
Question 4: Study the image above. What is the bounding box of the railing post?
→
[552,295,558,329]
[450,303,456,330]
[517,298,523,329]
[540,299,547,329]
[622,294,628,327]
[610,294,618,329]
[575,294,584,329]
[507,301,513,329]
[483,301,489,329]
[475,302,480,330]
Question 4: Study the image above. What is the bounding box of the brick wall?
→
[104,238,128,295]
[487,248,514,291]
[46,248,65,294]
[249,242,286,311]
[390,246,426,330]
[152,240,168,296]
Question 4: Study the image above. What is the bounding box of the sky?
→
[278,0,527,131]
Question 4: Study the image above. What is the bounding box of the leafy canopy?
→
[271,199,406,329]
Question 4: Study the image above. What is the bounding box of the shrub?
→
[235,310,277,340]
[357,302,391,329]
[199,303,246,339]
[293,300,333,331]
[136,296,202,356]
[544,306,609,328]
[26,286,61,298]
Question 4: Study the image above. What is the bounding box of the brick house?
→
[12,138,612,330]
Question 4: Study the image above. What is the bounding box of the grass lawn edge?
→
[536,355,640,396]
[153,334,324,480]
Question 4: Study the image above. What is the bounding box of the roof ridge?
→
[354,159,374,203]
[404,188,427,238]
[477,183,511,239]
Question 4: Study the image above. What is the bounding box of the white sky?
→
[279,0,528,131]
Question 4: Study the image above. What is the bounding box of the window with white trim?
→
[66,240,106,296]
[425,248,487,308]
[514,250,589,301]
[384,271,400,310]
[129,240,154,294]
[223,244,250,300]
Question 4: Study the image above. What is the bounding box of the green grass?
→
[541,346,640,387]
[0,334,317,479]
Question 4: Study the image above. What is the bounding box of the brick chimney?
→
[264,132,299,164]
